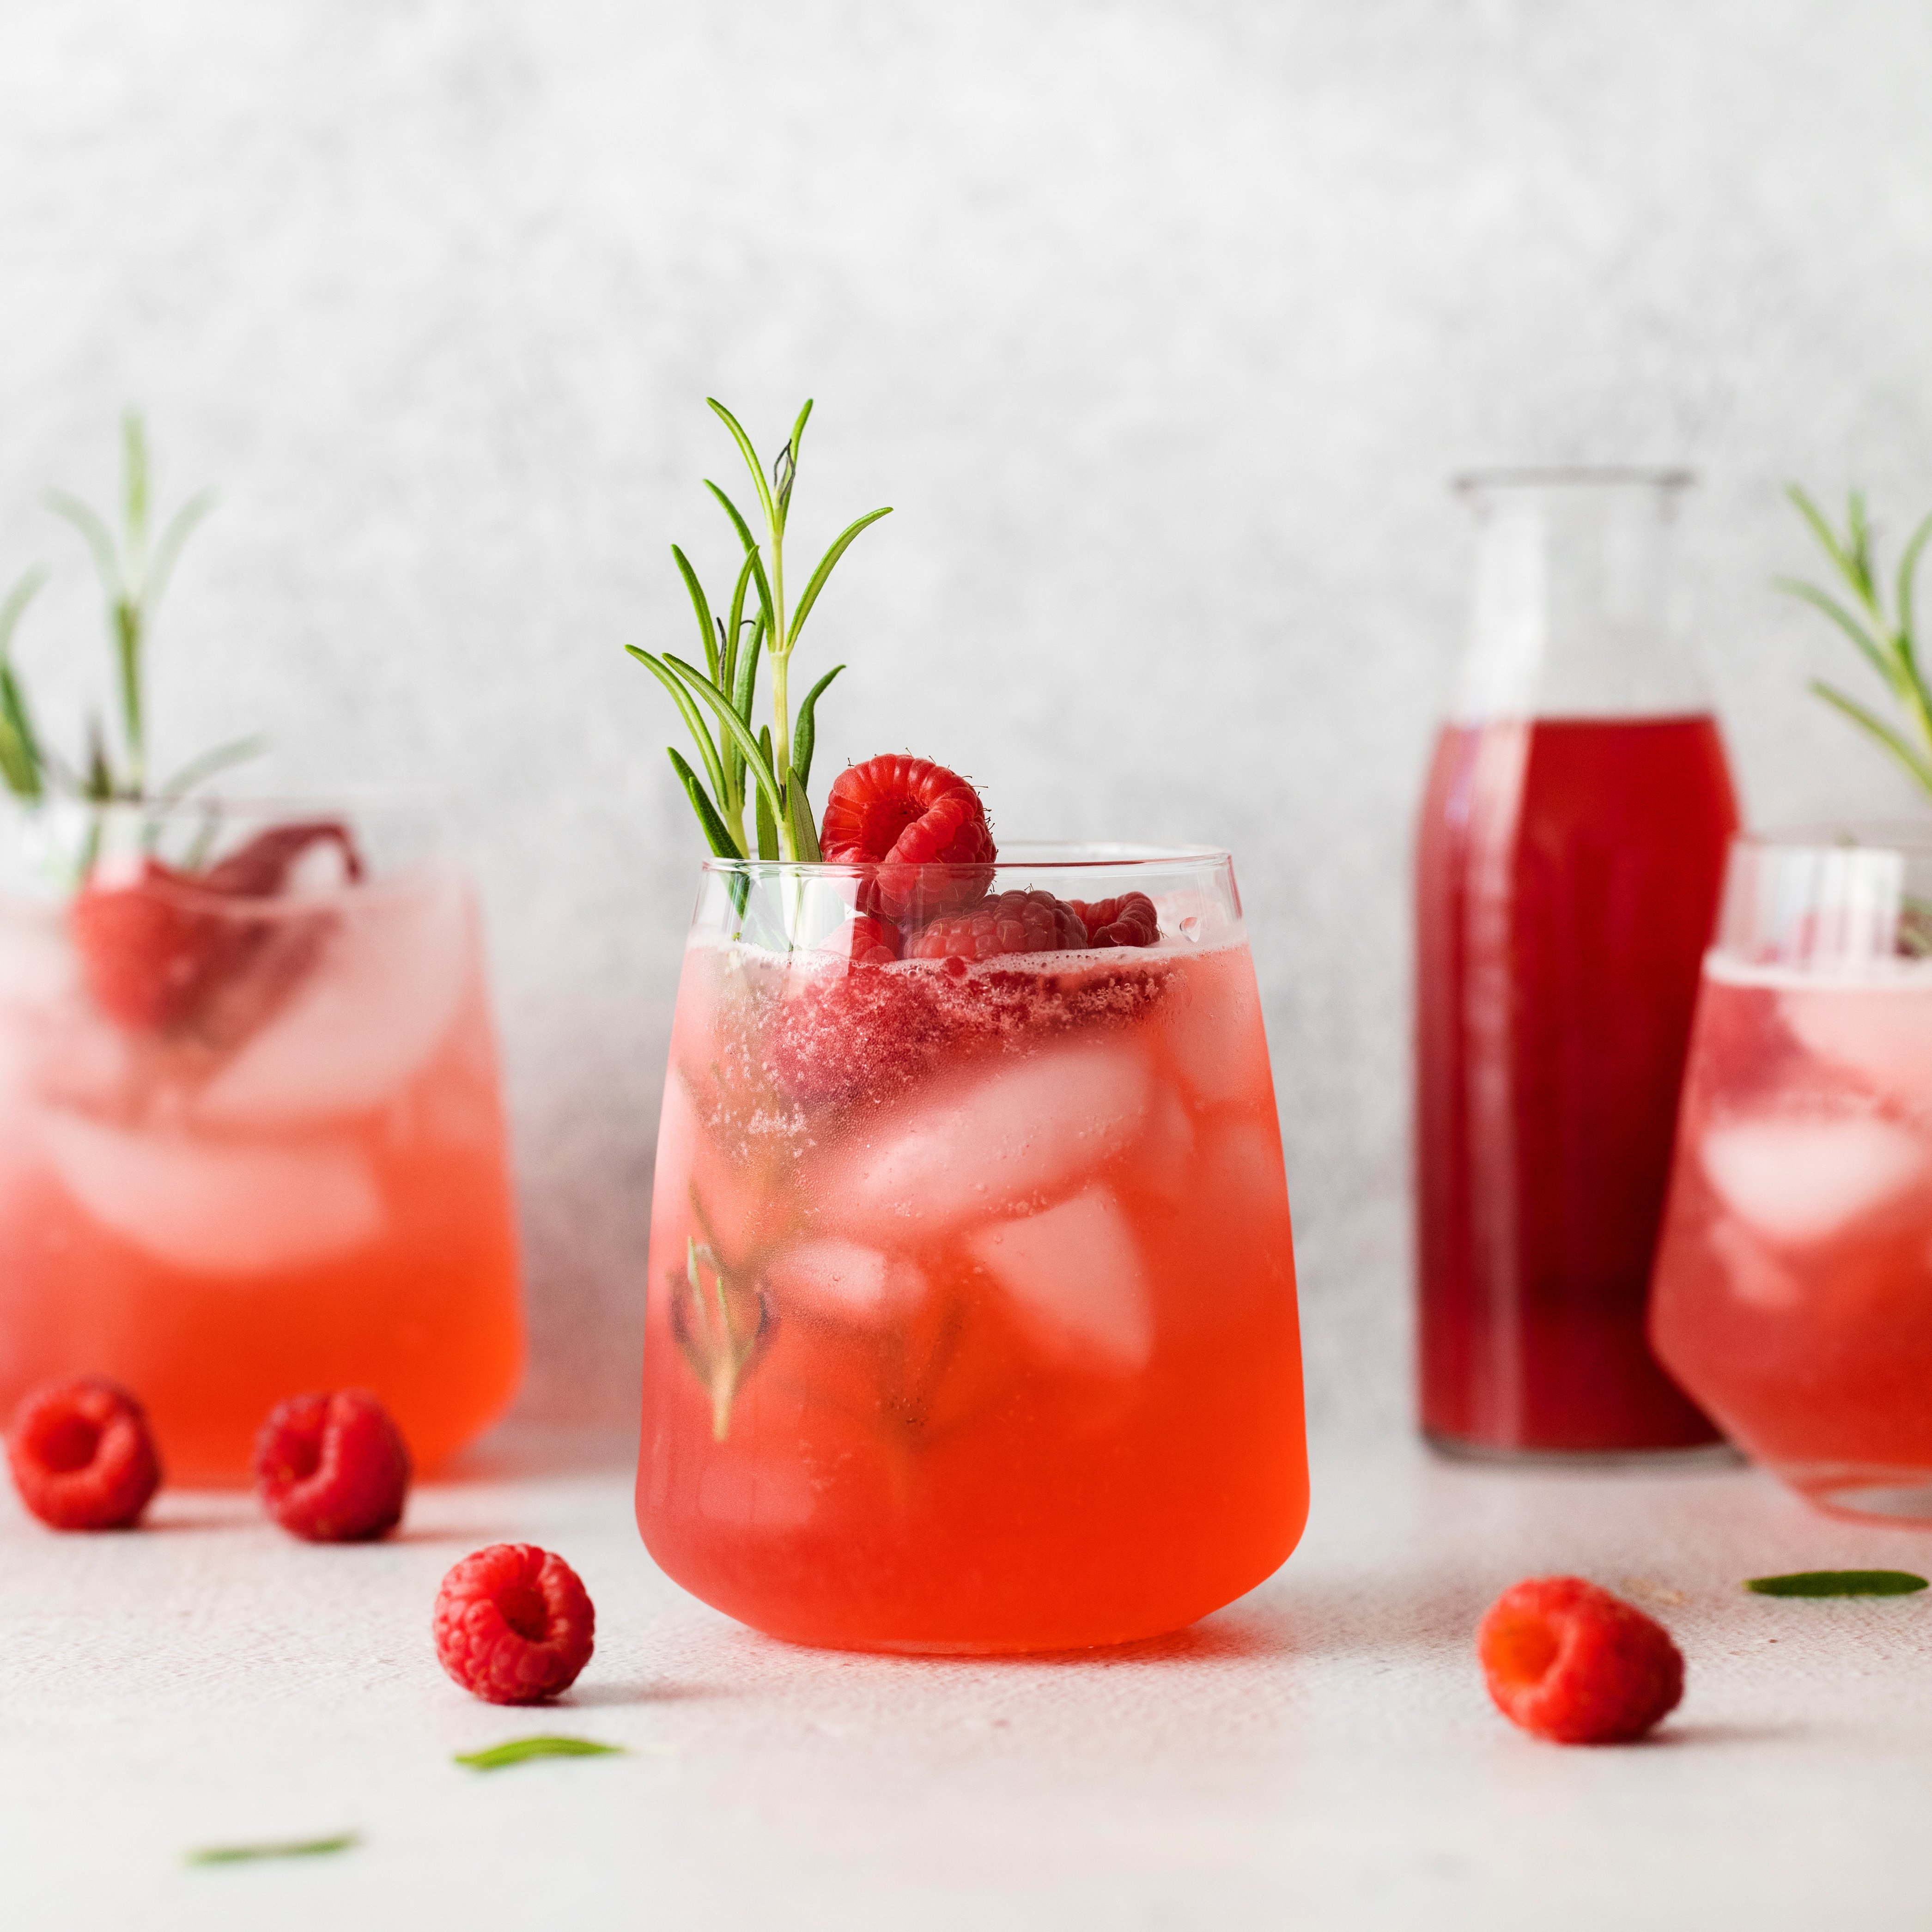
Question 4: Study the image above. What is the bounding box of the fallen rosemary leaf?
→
[1745,1570,1928,1598]
[186,1832,359,1866]
[453,1735,627,1772]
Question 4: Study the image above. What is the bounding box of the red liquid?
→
[1415,714,1738,1453]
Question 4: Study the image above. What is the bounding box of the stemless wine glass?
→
[635,844,1309,1653]
[0,797,525,1481]
[1651,829,1932,1520]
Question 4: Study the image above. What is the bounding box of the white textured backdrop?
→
[2,0,1930,1431]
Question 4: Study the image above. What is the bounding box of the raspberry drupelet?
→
[253,1388,413,1543]
[6,1377,162,1531]
[434,1543,596,1705]
[1477,1575,1684,1744]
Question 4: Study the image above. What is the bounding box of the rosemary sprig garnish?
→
[1779,485,1932,796]
[0,414,264,811]
[0,567,49,799]
[628,399,891,863]
[669,1230,770,1441]
[49,414,217,800]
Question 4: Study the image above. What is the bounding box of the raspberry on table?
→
[253,1389,412,1543]
[905,889,1088,961]
[1067,892,1160,948]
[6,1376,162,1531]
[819,754,996,918]
[1477,1576,1684,1744]
[434,1543,596,1706]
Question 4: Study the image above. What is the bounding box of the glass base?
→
[1780,1465,1932,1524]
[1424,1429,1743,1472]
[762,1622,1198,1658]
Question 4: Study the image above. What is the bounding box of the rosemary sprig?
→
[186,1831,359,1866]
[1745,1569,1927,1598]
[454,1735,627,1771]
[628,399,890,863]
[49,413,217,800]
[669,1231,770,1440]
[0,414,258,817]
[1779,485,1932,796]
[0,568,49,800]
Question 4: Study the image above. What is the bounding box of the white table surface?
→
[3,1423,1927,1931]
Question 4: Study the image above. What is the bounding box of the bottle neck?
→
[1454,480,1709,722]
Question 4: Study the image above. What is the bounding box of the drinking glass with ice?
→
[0,798,525,1481]
[1650,831,1932,1519]
[635,845,1310,1651]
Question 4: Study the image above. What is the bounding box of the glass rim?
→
[0,790,447,914]
[3,787,440,824]
[697,839,1231,877]
[1451,465,1695,495]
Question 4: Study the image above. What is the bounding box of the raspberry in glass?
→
[72,822,362,1033]
[818,911,902,966]
[905,889,1087,960]
[6,1376,162,1531]
[1067,891,1160,948]
[253,1388,412,1543]
[434,1543,596,1705]
[1477,1575,1684,1744]
[820,754,996,917]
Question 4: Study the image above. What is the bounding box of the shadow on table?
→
[1193,1571,1495,1663]
[433,1421,638,1483]
[565,1678,739,1708]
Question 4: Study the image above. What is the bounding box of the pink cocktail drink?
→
[0,803,525,1481]
[637,850,1308,1652]
[1651,832,1932,1519]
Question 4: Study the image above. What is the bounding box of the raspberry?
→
[1477,1576,1684,1744]
[1067,891,1160,947]
[818,912,902,966]
[819,754,996,918]
[6,1377,162,1531]
[434,1544,596,1706]
[905,889,1088,960]
[71,861,231,1030]
[253,1389,412,1542]
[71,821,361,1033]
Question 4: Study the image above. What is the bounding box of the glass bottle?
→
[1414,470,1738,1457]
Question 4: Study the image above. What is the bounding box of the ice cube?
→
[1132,1082,1197,1204]
[652,1069,779,1247]
[191,869,472,1128]
[1701,1114,1926,1248]
[812,1040,1154,1233]
[969,1186,1154,1372]
[763,1239,927,1327]
[1201,1118,1289,1216]
[1779,984,1932,1108]
[39,1110,384,1277]
[1705,1217,1803,1311]
[1158,961,1265,1108]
